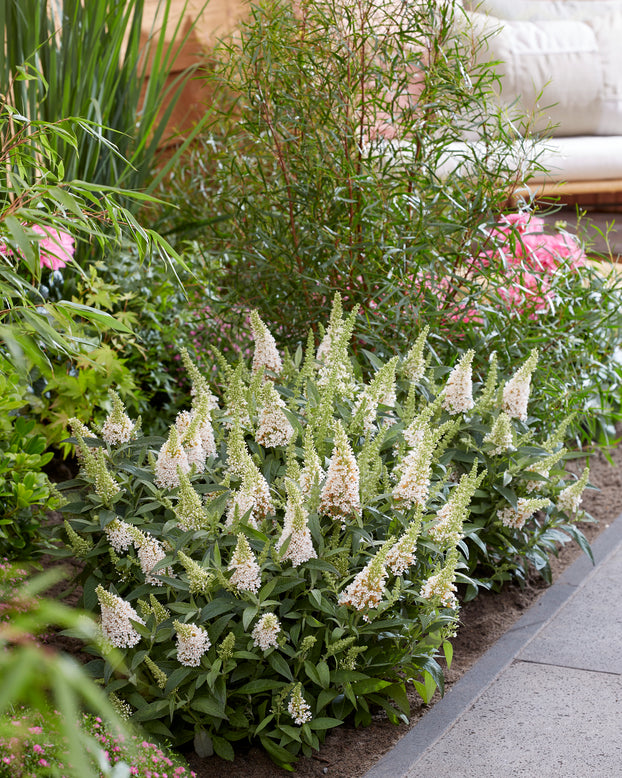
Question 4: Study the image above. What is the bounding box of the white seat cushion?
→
[465,1,622,136]
[373,135,622,186]
[530,136,622,182]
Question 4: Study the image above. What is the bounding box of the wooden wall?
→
[142,0,248,138]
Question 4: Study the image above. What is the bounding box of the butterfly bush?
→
[58,296,592,768]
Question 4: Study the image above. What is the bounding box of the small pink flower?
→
[498,212,545,234]
[32,225,75,270]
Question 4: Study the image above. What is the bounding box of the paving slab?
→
[363,512,622,778]
[520,542,622,674]
[407,662,622,778]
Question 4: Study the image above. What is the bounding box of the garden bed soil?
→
[43,437,622,778]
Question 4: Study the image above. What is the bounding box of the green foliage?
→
[0,565,134,778]
[0,0,205,197]
[30,343,142,457]
[57,300,591,767]
[72,245,249,433]
[0,104,192,453]
[160,0,527,343]
[0,361,60,559]
[0,107,183,370]
[156,0,622,443]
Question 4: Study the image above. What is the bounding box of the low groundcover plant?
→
[57,297,591,768]
[0,709,196,778]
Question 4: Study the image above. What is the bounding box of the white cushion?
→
[371,135,622,186]
[530,136,622,182]
[467,2,622,135]
[470,1,621,21]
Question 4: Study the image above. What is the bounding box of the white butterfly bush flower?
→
[228,534,261,594]
[288,684,312,726]
[402,326,429,384]
[251,613,281,650]
[502,349,539,422]
[386,517,422,576]
[483,412,515,455]
[250,310,282,377]
[319,421,360,524]
[557,467,589,516]
[339,550,388,619]
[225,457,274,529]
[101,390,135,446]
[419,549,460,610]
[154,426,190,490]
[300,430,326,497]
[428,465,481,549]
[96,586,144,648]
[277,485,317,567]
[174,471,208,531]
[104,518,134,553]
[497,496,550,530]
[135,533,174,584]
[256,382,294,448]
[392,425,437,508]
[174,620,211,667]
[442,350,475,415]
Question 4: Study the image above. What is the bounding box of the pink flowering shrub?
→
[401,213,589,333]
[0,711,196,778]
[32,225,75,270]
[56,297,591,768]
[0,224,74,270]
[475,212,587,318]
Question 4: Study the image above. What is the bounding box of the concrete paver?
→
[409,663,622,778]
[520,543,622,674]
[364,512,622,778]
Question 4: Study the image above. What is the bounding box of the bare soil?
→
[43,439,622,778]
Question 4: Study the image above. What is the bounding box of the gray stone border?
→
[363,511,622,778]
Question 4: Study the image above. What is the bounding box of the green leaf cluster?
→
[0,0,207,197]
[0,361,60,559]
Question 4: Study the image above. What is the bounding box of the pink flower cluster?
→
[477,212,587,318]
[345,211,587,334]
[33,225,75,270]
[0,224,75,270]
[0,711,197,778]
